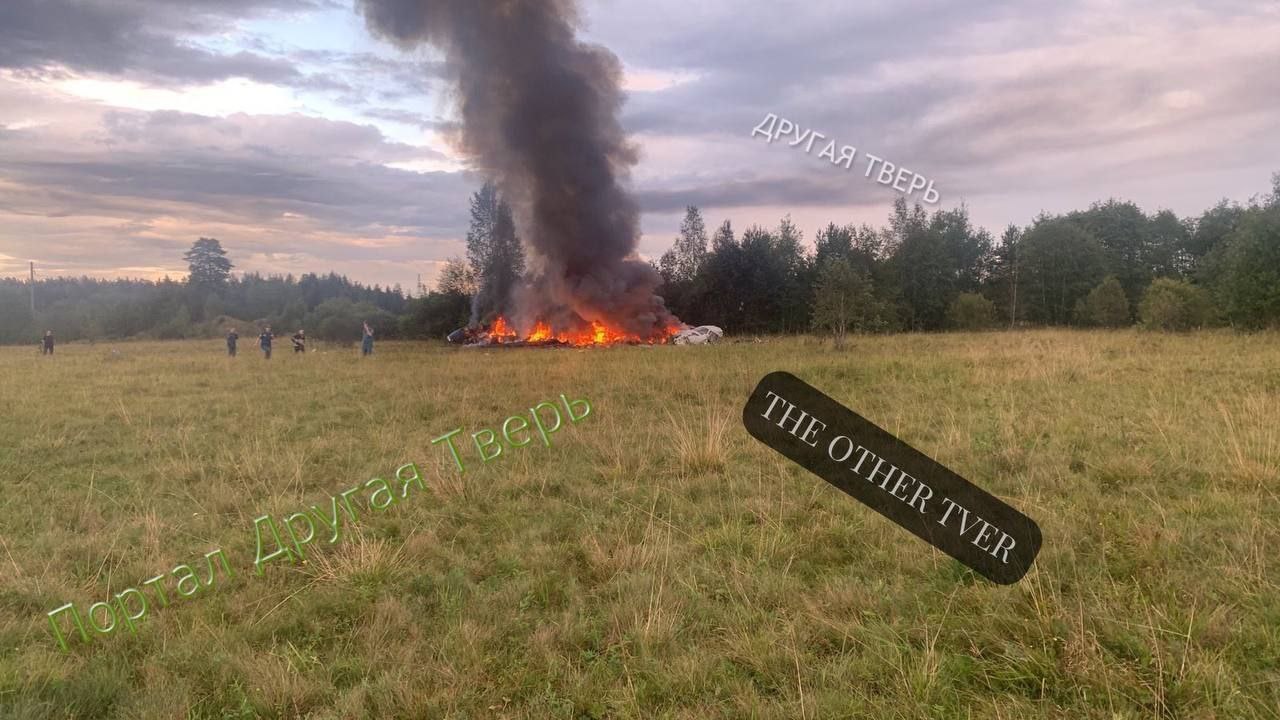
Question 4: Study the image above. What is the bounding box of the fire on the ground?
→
[448,318,722,347]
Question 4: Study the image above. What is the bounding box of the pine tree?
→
[184,238,233,287]
[465,182,526,321]
[674,206,708,282]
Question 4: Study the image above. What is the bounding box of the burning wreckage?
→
[447,319,723,348]
[359,0,720,347]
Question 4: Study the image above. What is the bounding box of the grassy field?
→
[0,330,1277,719]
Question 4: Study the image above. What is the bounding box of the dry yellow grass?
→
[0,330,1277,718]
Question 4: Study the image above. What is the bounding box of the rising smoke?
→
[359,0,679,338]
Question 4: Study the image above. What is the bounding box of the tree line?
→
[0,238,408,345]
[4,174,1277,346]
[653,173,1280,343]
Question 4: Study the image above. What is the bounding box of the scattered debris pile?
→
[448,319,723,348]
[672,326,724,345]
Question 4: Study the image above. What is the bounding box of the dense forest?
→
[416,174,1280,339]
[653,173,1280,338]
[3,174,1278,346]
[0,254,410,346]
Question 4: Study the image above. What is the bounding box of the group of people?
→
[225,322,376,359]
[35,323,378,358]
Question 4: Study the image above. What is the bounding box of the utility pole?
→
[29,261,36,318]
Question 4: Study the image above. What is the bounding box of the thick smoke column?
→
[359,0,678,337]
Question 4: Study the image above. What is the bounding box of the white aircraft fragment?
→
[673,325,724,345]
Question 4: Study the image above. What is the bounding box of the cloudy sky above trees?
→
[1,0,1277,289]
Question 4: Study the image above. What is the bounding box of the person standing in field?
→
[226,328,239,357]
[292,329,306,354]
[41,330,54,355]
[259,326,274,360]
[361,321,375,357]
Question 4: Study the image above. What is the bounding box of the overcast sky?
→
[2,0,1277,290]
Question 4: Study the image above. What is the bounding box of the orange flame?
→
[481,317,678,346]
[489,316,518,341]
[527,321,553,342]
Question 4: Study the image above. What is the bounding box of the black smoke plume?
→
[359,0,679,338]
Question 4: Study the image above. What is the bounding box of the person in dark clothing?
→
[291,330,306,354]
[259,327,273,360]
[361,321,374,356]
[41,330,54,355]
[226,328,239,357]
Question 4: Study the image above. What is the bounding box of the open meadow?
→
[0,330,1278,719]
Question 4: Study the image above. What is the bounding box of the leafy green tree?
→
[184,238,233,287]
[812,258,886,347]
[659,206,709,284]
[1074,276,1131,327]
[1139,278,1216,331]
[1212,203,1280,328]
[697,221,745,329]
[986,224,1024,325]
[947,293,996,330]
[401,291,471,339]
[696,220,811,333]
[737,226,787,333]
[202,294,227,323]
[157,305,193,340]
[885,199,943,330]
[1019,218,1107,325]
[1067,200,1152,305]
[774,216,814,332]
[883,199,991,330]
[815,223,882,277]
[305,297,396,343]
[814,223,854,270]
[1147,209,1192,278]
[658,207,711,319]
[931,204,993,293]
[436,257,477,296]
[1189,200,1245,275]
[0,282,36,344]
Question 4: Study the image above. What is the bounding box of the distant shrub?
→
[1074,276,1131,327]
[811,259,891,347]
[947,293,996,330]
[400,291,472,340]
[304,298,397,342]
[1139,278,1215,331]
[156,305,194,340]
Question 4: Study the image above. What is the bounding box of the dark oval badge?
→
[742,371,1041,584]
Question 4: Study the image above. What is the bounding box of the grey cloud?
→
[95,110,447,164]
[0,0,329,87]
[636,173,887,214]
[361,107,456,132]
[0,106,473,238]
[286,49,447,101]
[592,0,1280,219]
